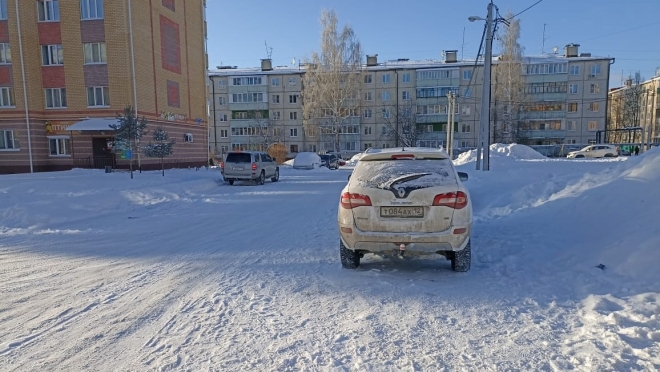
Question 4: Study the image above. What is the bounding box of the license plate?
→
[232,167,244,171]
[380,206,424,218]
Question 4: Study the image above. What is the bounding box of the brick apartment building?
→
[0,0,208,174]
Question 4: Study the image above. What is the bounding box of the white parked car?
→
[337,147,473,271]
[292,152,322,170]
[567,144,619,159]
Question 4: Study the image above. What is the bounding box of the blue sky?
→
[206,0,660,87]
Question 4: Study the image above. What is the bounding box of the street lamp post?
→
[469,3,495,171]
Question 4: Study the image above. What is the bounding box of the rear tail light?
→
[432,191,468,209]
[220,162,224,169]
[340,192,372,209]
[391,154,415,160]
[251,163,257,171]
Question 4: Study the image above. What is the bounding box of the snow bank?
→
[454,143,546,165]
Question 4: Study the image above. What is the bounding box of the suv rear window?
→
[352,158,456,189]
[225,153,252,163]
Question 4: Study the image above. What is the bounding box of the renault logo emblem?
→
[397,188,406,198]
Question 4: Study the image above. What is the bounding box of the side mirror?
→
[347,174,351,181]
[458,172,468,182]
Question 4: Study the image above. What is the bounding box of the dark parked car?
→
[319,154,339,170]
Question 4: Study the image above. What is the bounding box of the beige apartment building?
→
[208,44,613,159]
[607,73,660,147]
[0,0,208,174]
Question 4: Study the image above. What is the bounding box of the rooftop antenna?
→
[264,41,273,59]
[541,23,547,54]
[461,27,466,60]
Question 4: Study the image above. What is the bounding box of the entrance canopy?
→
[66,118,120,131]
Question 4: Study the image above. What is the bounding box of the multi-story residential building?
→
[607,72,659,147]
[0,0,208,174]
[208,44,613,160]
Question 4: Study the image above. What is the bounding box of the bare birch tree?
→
[381,100,421,147]
[246,110,285,151]
[301,10,363,153]
[492,11,526,144]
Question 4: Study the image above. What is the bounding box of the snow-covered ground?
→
[1,146,659,371]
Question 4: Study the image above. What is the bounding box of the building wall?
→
[0,0,208,174]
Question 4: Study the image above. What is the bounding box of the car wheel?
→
[450,240,471,272]
[271,168,279,182]
[340,240,360,269]
[258,171,265,185]
[604,153,615,157]
[575,155,584,158]
[228,179,234,186]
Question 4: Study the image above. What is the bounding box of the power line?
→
[578,21,660,43]
[507,0,543,20]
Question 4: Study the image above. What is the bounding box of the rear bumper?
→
[221,171,258,181]
[339,222,471,254]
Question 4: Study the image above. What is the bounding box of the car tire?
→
[451,240,471,272]
[575,155,584,159]
[605,153,615,157]
[228,179,234,186]
[271,168,279,182]
[340,240,360,269]
[258,171,265,185]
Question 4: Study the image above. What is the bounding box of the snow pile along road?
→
[454,143,546,165]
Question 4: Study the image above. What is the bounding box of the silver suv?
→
[221,151,280,185]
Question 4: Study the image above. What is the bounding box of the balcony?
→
[519,111,566,120]
[518,130,565,139]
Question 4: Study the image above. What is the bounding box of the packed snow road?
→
[1,151,659,371]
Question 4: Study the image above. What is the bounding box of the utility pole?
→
[446,92,456,159]
[477,2,494,171]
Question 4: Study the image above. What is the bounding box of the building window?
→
[463,88,472,98]
[381,108,390,119]
[45,88,66,108]
[402,73,411,83]
[83,43,106,64]
[220,145,229,153]
[381,91,390,101]
[0,43,10,64]
[271,111,281,120]
[364,108,372,118]
[524,63,567,75]
[461,124,471,133]
[290,128,298,137]
[80,0,103,20]
[382,74,390,84]
[288,94,297,104]
[588,121,598,131]
[589,102,599,112]
[218,80,226,89]
[568,121,577,131]
[87,86,109,107]
[218,96,226,105]
[231,92,265,103]
[288,77,297,86]
[364,143,372,150]
[232,76,262,86]
[364,74,372,83]
[402,91,410,100]
[364,92,372,101]
[344,142,357,151]
[0,130,17,150]
[220,129,228,138]
[0,0,7,20]
[568,102,578,112]
[462,70,472,80]
[162,0,175,12]
[590,84,600,94]
[0,87,15,107]
[461,106,470,115]
[569,84,578,94]
[38,0,60,22]
[364,126,372,135]
[271,77,280,86]
[290,144,298,153]
[289,111,297,120]
[590,65,601,76]
[272,95,280,104]
[41,45,63,66]
[570,65,580,75]
[218,114,227,122]
[48,137,70,156]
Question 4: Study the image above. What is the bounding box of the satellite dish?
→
[292,57,296,65]
[553,46,558,54]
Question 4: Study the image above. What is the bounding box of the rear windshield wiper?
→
[380,173,432,189]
